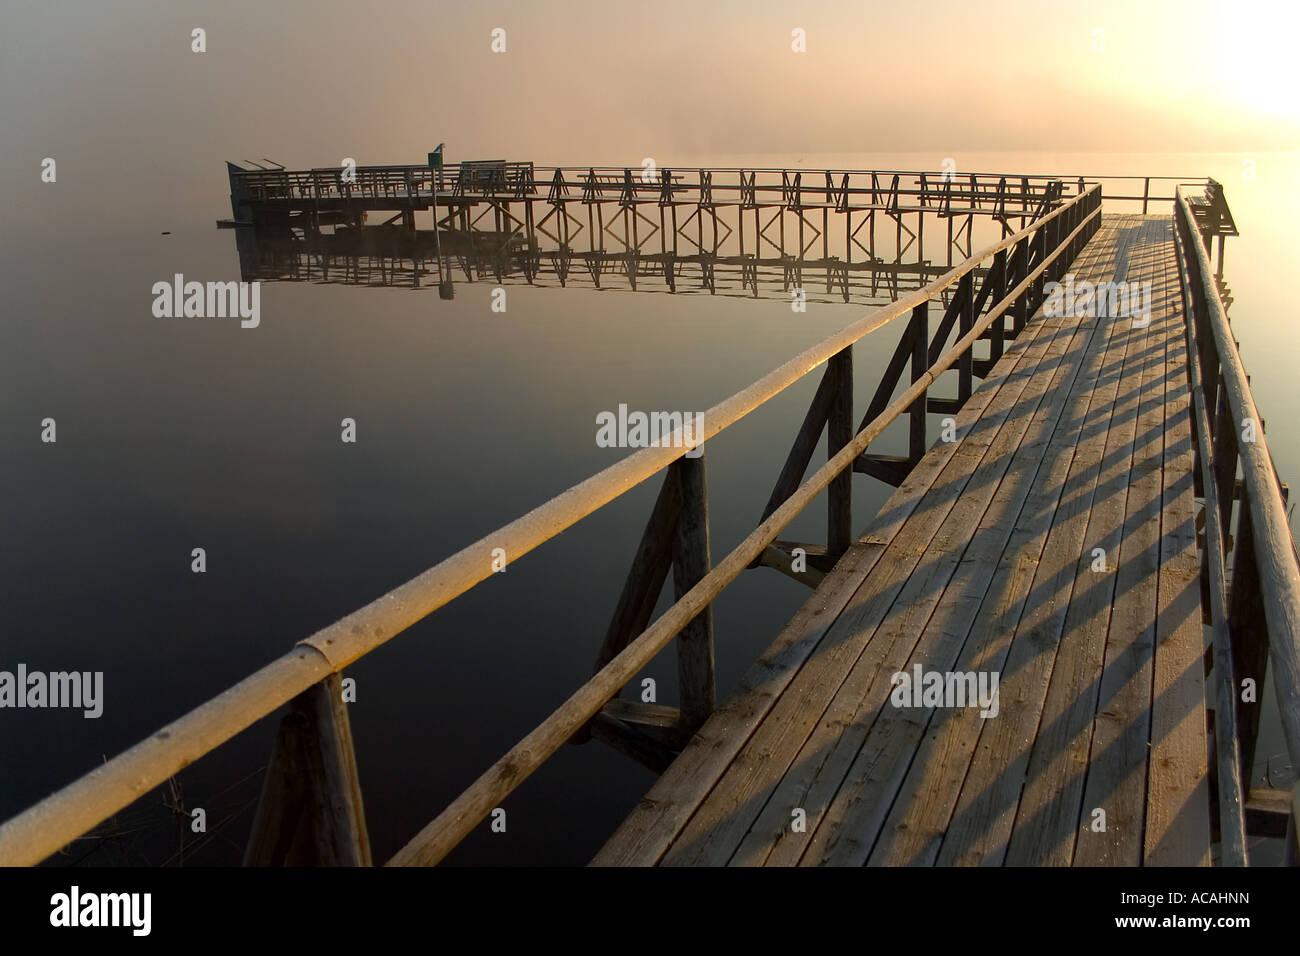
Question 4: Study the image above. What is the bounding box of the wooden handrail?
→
[1175,187,1300,777]
[1172,209,1248,865]
[0,185,1100,867]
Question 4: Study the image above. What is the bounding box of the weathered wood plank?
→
[664,292,1071,865]
[940,219,1146,866]
[1143,242,1212,866]
[597,215,1210,868]
[860,227,1128,866]
[595,291,1057,866]
[781,313,1093,868]
[1072,222,1172,866]
[804,231,1122,867]
[780,232,1122,867]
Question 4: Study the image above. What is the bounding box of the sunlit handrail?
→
[1174,187,1300,774]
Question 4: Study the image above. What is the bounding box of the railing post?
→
[828,345,854,556]
[1229,503,1269,791]
[245,673,371,866]
[908,304,928,465]
[987,249,1007,366]
[1212,379,1239,541]
[673,453,715,735]
[957,272,974,405]
[1013,238,1029,334]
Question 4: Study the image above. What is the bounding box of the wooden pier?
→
[2,174,1295,869]
[598,215,1212,866]
[222,161,1205,306]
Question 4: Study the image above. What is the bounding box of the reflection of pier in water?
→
[231,225,1012,305]
[224,161,1084,305]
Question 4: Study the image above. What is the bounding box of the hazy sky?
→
[2,0,1296,180]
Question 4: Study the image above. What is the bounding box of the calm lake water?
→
[2,150,1297,865]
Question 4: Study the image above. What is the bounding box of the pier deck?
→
[596,214,1213,866]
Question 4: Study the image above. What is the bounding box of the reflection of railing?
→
[232,228,993,304]
[1173,186,1300,866]
[0,184,1101,867]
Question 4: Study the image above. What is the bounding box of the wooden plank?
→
[600,699,684,748]
[594,293,1058,866]
[1071,220,1173,866]
[821,227,1127,867]
[758,545,827,589]
[995,219,1158,865]
[936,218,1146,865]
[592,213,1190,868]
[662,290,1073,866]
[1143,229,1213,866]
[590,713,678,775]
[1243,787,1291,837]
[771,230,1120,867]
[765,312,1094,868]
[869,219,1127,866]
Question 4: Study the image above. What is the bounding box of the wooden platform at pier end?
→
[595,214,1212,867]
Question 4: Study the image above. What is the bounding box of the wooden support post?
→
[672,454,715,735]
[759,363,836,524]
[588,712,678,775]
[957,272,974,405]
[244,673,371,866]
[1212,383,1239,542]
[988,248,1007,366]
[244,711,310,865]
[591,468,684,676]
[1229,506,1270,793]
[1029,228,1047,314]
[827,346,853,557]
[1013,238,1029,334]
[908,304,927,464]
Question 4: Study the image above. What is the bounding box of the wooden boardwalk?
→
[12,183,1285,871]
[595,214,1213,866]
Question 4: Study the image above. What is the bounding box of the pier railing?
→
[2,184,1103,865]
[232,163,1070,209]
[229,163,1209,213]
[1173,186,1300,865]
